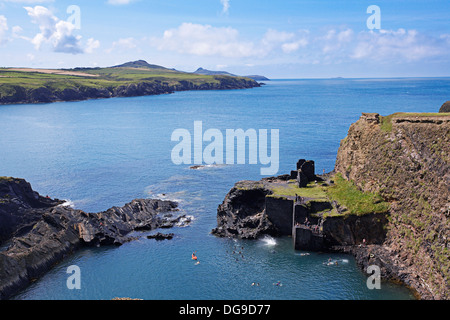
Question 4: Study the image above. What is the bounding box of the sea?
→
[1,78,448,300]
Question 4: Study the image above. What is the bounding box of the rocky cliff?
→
[0,177,188,300]
[334,112,449,300]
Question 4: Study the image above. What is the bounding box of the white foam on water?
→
[189,164,229,170]
[59,200,75,208]
[260,235,277,246]
[176,215,195,227]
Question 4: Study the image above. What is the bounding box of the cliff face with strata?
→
[335,113,450,300]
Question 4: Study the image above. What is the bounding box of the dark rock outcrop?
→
[211,181,278,239]
[439,101,450,113]
[0,177,185,300]
[0,177,64,244]
[322,213,389,247]
[147,232,174,240]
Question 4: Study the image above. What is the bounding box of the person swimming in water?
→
[192,251,198,260]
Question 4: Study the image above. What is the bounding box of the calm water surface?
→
[2,78,447,300]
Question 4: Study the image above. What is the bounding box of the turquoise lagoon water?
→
[1,78,448,300]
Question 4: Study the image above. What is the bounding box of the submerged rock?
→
[147,232,174,240]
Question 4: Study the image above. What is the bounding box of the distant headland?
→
[0,60,261,105]
[193,67,270,81]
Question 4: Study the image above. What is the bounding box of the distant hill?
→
[194,67,269,81]
[244,75,270,81]
[113,60,169,70]
[194,67,235,77]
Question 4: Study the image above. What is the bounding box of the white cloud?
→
[152,22,450,68]
[24,6,98,54]
[154,23,258,58]
[0,15,9,45]
[85,38,100,53]
[281,39,308,53]
[220,0,230,14]
[351,28,445,62]
[106,37,138,53]
[12,25,23,35]
[153,24,313,59]
[262,29,295,46]
[320,28,354,54]
[261,29,309,54]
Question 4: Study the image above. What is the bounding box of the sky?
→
[0,0,449,78]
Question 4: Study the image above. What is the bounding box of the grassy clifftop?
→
[0,60,260,104]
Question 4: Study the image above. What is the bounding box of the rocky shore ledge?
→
[0,177,189,300]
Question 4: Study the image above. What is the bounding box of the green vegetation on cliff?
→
[326,174,390,216]
[268,181,327,200]
[267,175,389,217]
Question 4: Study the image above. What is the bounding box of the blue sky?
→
[0,0,449,78]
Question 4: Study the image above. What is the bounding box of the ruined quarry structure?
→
[270,160,328,251]
[290,159,315,188]
[213,158,388,251]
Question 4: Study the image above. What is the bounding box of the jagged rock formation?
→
[212,181,278,239]
[147,232,174,240]
[0,177,187,300]
[334,112,449,300]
